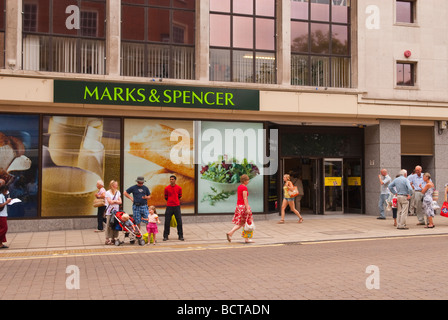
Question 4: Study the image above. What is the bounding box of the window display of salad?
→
[200,155,260,184]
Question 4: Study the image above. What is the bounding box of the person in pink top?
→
[163,175,184,241]
[226,174,253,243]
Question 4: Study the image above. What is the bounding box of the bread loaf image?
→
[143,169,194,206]
[129,124,194,178]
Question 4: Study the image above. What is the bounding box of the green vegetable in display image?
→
[201,187,235,206]
[200,156,260,183]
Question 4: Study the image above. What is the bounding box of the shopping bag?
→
[142,233,149,244]
[288,186,299,198]
[242,221,255,238]
[242,229,253,239]
[170,215,177,227]
[441,202,448,217]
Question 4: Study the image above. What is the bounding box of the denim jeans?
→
[378,193,389,218]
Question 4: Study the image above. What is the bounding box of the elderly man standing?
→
[378,169,391,220]
[388,169,414,230]
[408,165,426,225]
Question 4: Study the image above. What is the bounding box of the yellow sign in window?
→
[325,177,342,186]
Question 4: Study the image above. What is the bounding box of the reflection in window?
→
[291,0,351,88]
[396,0,414,23]
[397,62,415,86]
[210,0,276,84]
[121,0,195,80]
[22,0,106,74]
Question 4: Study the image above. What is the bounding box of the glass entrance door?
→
[324,158,343,214]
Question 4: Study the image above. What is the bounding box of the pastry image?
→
[129,124,194,178]
[0,132,32,184]
[143,168,194,206]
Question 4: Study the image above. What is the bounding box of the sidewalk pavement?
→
[2,212,448,256]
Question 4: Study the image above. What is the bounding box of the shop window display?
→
[41,116,121,217]
[0,114,39,218]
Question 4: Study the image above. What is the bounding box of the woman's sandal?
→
[298,218,304,223]
[226,233,232,242]
[277,220,285,224]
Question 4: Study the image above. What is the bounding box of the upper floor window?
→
[396,0,415,24]
[0,0,5,69]
[121,0,195,80]
[209,0,276,84]
[396,62,415,86]
[291,0,351,88]
[22,0,106,74]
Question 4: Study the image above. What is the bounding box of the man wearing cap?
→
[124,176,151,232]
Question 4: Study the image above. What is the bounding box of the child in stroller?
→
[110,210,146,246]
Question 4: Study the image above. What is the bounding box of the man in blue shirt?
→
[388,169,414,230]
[124,176,151,232]
[407,165,425,225]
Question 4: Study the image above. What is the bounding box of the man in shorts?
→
[124,176,151,232]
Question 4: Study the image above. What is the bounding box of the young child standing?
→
[146,206,161,244]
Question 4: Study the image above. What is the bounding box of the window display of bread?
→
[129,124,194,178]
[144,168,194,206]
[0,132,30,185]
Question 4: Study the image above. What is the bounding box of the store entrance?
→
[282,157,363,214]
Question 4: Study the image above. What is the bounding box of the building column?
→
[276,0,290,85]
[364,120,401,215]
[195,0,209,81]
[4,0,22,70]
[106,0,120,76]
[433,123,448,204]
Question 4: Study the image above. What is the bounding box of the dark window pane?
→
[331,25,348,55]
[291,0,309,20]
[0,0,4,31]
[256,18,274,50]
[210,0,230,12]
[291,21,309,53]
[233,0,253,15]
[173,0,195,10]
[311,0,329,21]
[233,16,253,48]
[52,0,78,35]
[150,0,170,7]
[148,8,170,42]
[122,0,145,4]
[80,1,106,38]
[122,5,145,41]
[310,23,329,54]
[210,14,231,46]
[173,10,195,44]
[396,1,413,23]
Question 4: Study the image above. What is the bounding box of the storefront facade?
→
[2,1,448,231]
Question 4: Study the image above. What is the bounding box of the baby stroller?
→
[110,209,145,246]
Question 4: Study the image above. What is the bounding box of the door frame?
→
[323,158,344,214]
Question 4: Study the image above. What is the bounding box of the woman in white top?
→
[0,181,11,249]
[104,180,122,245]
[95,180,107,232]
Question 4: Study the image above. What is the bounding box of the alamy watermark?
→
[365,265,380,290]
[66,265,80,290]
[169,128,279,176]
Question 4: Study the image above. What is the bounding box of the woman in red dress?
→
[226,174,253,243]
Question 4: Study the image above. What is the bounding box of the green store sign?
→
[54,80,259,111]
